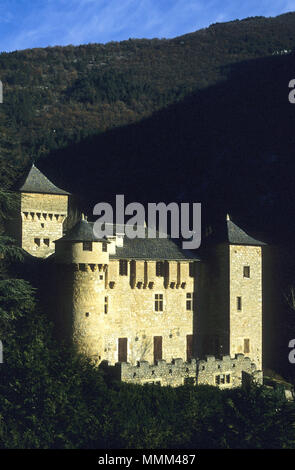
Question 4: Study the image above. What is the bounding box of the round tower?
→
[54,217,110,361]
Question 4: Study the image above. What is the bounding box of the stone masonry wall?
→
[98,259,196,365]
[56,251,198,365]
[102,354,262,387]
[229,245,262,369]
[20,193,68,257]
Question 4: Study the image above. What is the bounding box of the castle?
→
[10,164,265,388]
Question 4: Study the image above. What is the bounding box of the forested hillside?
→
[1,12,295,188]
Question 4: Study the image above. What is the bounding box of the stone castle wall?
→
[101,354,262,388]
[55,252,198,366]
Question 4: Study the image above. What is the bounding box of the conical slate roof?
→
[55,219,109,243]
[18,164,70,195]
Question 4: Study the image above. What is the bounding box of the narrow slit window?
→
[104,297,108,314]
[186,293,193,311]
[243,266,250,278]
[237,296,242,311]
[44,238,50,247]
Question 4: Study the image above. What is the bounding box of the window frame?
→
[154,293,164,312]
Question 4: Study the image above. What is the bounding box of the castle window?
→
[104,297,108,314]
[83,241,92,251]
[34,238,40,247]
[41,223,44,228]
[237,296,242,311]
[244,339,250,354]
[186,293,193,311]
[119,260,128,276]
[216,374,230,385]
[156,261,164,276]
[243,266,250,278]
[36,213,41,220]
[44,238,50,247]
[154,293,163,312]
[189,263,195,277]
[102,242,107,252]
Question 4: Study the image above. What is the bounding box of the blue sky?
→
[0,0,295,52]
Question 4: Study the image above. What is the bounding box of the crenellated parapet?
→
[101,354,262,388]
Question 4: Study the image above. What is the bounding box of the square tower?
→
[200,215,265,371]
[13,164,70,258]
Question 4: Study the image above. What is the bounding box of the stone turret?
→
[54,218,110,359]
[12,164,70,258]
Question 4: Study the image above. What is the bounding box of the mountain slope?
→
[1,12,295,187]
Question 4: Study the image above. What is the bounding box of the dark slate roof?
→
[55,220,109,243]
[17,164,70,195]
[57,220,199,260]
[104,223,125,235]
[226,219,266,245]
[110,228,200,261]
[205,216,266,246]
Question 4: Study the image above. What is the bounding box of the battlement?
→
[100,354,262,388]
[197,354,262,387]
